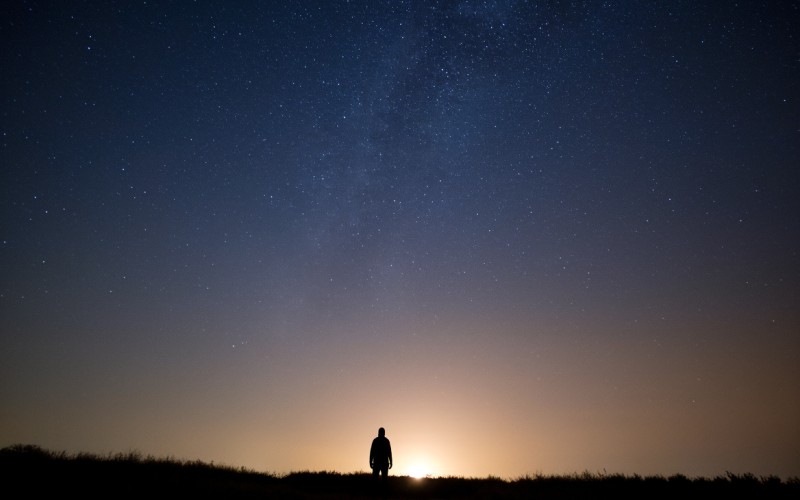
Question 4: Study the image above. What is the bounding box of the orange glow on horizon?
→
[403,460,434,479]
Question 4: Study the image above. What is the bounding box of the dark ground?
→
[2,445,797,499]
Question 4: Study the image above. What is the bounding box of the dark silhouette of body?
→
[369,427,392,480]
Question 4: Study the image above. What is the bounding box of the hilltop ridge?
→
[2,444,796,499]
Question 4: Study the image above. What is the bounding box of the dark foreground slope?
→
[2,444,797,499]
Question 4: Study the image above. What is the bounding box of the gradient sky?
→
[2,0,798,479]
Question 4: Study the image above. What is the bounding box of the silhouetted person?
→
[369,427,392,481]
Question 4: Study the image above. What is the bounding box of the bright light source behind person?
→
[408,462,429,479]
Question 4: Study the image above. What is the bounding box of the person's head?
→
[378,427,385,437]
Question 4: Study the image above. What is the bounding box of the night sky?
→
[2,1,798,479]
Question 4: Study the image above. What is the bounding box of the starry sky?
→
[1,0,798,479]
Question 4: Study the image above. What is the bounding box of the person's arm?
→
[369,441,375,468]
[388,442,393,468]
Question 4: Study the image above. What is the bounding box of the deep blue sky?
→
[2,1,798,477]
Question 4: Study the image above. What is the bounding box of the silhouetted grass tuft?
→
[2,444,797,499]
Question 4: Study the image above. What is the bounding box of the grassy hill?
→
[2,444,797,499]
